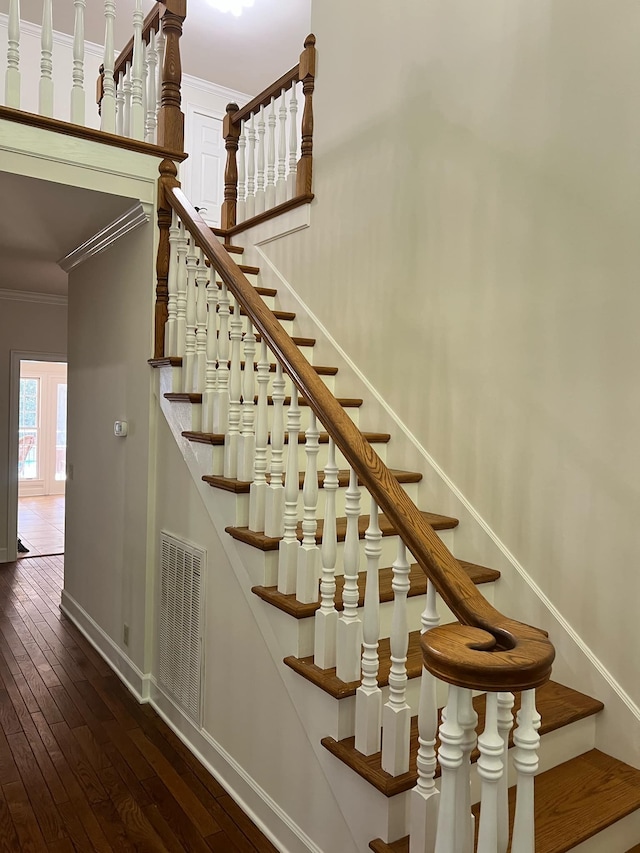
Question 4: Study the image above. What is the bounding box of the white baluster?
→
[145,30,158,143]
[382,540,411,776]
[276,88,287,204]
[115,72,125,136]
[202,273,218,434]
[39,0,54,118]
[182,240,198,393]
[141,41,148,138]
[410,578,441,853]
[123,62,132,137]
[237,126,247,224]
[457,688,478,853]
[213,281,230,434]
[336,467,362,683]
[155,28,164,121]
[237,320,256,481]
[101,0,116,133]
[164,212,180,356]
[224,295,243,478]
[249,340,269,532]
[511,689,540,853]
[194,253,208,393]
[314,438,338,669]
[497,692,515,853]
[266,97,276,210]
[255,105,266,214]
[246,114,256,220]
[287,83,298,199]
[278,386,301,594]
[477,692,504,853]
[70,0,86,124]
[264,363,285,538]
[435,686,465,853]
[355,498,383,755]
[130,0,144,140]
[5,0,21,109]
[296,411,320,603]
[174,221,189,358]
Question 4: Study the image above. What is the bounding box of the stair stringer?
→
[153,370,408,852]
[228,216,640,773]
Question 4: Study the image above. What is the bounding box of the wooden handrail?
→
[158,159,555,693]
[231,65,300,126]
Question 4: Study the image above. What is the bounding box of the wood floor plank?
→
[141,775,216,853]
[3,779,50,852]
[0,785,23,852]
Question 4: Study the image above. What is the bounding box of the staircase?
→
[151,230,640,852]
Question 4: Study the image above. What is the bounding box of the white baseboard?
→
[60,589,151,703]
[150,681,324,853]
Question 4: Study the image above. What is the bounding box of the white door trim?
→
[7,350,67,563]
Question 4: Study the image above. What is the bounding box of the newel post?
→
[296,34,316,197]
[155,159,180,358]
[221,102,241,230]
[157,0,186,152]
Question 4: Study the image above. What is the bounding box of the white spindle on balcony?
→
[255,104,266,215]
[246,115,256,220]
[278,386,301,594]
[511,689,540,853]
[174,221,189,359]
[477,692,504,853]
[123,62,132,137]
[202,273,218,434]
[266,97,276,210]
[249,340,270,532]
[434,686,465,853]
[164,212,180,356]
[194,252,208,393]
[130,0,145,140]
[182,239,198,393]
[276,88,287,205]
[264,362,285,538]
[145,30,158,143]
[224,295,243,478]
[155,28,164,120]
[115,72,125,136]
[314,437,338,669]
[336,467,362,683]
[213,281,230,434]
[39,0,54,118]
[238,320,256,481]
[237,129,247,224]
[410,578,441,853]
[297,411,320,603]
[381,540,411,776]
[5,0,21,109]
[70,0,87,123]
[355,498,383,755]
[101,1,116,132]
[287,84,298,199]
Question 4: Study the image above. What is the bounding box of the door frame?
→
[7,350,67,563]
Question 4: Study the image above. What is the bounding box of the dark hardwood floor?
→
[0,554,279,852]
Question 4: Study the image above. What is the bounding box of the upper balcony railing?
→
[1,0,186,157]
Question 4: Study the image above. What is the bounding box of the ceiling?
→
[0,172,136,295]
[2,0,312,95]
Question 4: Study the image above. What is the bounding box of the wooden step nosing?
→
[204,467,422,496]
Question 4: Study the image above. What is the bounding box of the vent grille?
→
[159,532,205,724]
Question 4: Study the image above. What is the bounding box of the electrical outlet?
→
[123,623,129,646]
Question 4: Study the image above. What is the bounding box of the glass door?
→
[18,361,67,497]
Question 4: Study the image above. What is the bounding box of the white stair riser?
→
[569,810,640,853]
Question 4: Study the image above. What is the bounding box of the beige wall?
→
[0,297,67,561]
[65,224,155,672]
[262,0,640,706]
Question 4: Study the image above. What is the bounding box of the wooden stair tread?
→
[371,750,640,851]
[322,680,603,796]
[165,392,202,403]
[204,466,419,496]
[252,559,499,620]
[184,430,391,446]
[240,361,338,375]
[256,333,317,348]
[224,243,244,254]
[227,510,458,553]
[233,305,296,321]
[149,357,182,368]
[266,395,363,407]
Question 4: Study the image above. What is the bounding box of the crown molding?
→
[0,13,104,58]
[58,202,152,273]
[182,73,250,106]
[0,288,67,306]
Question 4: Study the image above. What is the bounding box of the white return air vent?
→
[159,532,205,725]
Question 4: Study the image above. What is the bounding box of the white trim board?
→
[60,589,151,703]
[58,202,152,273]
[0,289,67,306]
